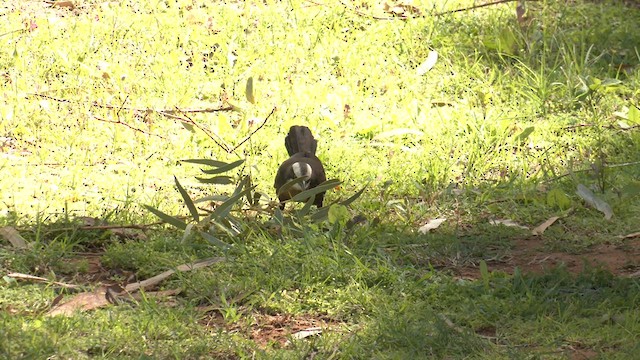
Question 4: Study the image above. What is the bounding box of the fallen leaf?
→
[285,327,323,346]
[618,232,640,240]
[6,272,80,289]
[110,227,147,241]
[47,1,76,9]
[290,327,322,340]
[531,216,559,236]
[416,50,438,75]
[46,287,109,317]
[576,184,613,220]
[489,219,529,230]
[124,257,223,292]
[418,218,446,234]
[0,226,31,249]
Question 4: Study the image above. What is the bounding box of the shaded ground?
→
[200,311,345,348]
[60,235,640,350]
[460,237,640,279]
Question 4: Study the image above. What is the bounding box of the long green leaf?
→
[296,193,315,216]
[310,206,331,223]
[194,194,229,204]
[291,179,341,202]
[195,176,234,185]
[198,231,231,250]
[211,187,253,221]
[181,159,229,167]
[144,205,187,230]
[276,176,307,197]
[201,159,245,175]
[245,76,255,104]
[174,176,199,222]
[233,175,251,197]
[340,183,368,207]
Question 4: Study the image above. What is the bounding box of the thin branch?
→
[27,92,274,154]
[227,106,276,153]
[28,93,234,114]
[21,221,166,234]
[563,123,640,131]
[0,29,25,37]
[168,107,231,152]
[435,0,522,16]
[6,272,81,289]
[116,93,130,119]
[328,0,535,21]
[92,115,167,139]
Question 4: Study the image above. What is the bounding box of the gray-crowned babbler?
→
[274,126,326,209]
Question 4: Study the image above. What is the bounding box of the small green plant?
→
[145,157,366,248]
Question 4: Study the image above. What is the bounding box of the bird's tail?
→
[284,126,317,156]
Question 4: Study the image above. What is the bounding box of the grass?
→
[2,0,640,358]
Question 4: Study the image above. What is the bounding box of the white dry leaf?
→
[531,216,560,236]
[576,184,613,220]
[416,50,438,75]
[489,219,529,230]
[284,327,323,346]
[291,327,322,340]
[418,218,446,234]
[0,226,31,249]
[618,232,640,240]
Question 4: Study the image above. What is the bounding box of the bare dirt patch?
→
[200,311,345,348]
[459,237,640,279]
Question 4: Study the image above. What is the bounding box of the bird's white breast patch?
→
[291,162,313,190]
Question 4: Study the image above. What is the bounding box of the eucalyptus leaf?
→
[277,176,307,197]
[144,205,187,230]
[233,175,251,197]
[576,184,613,220]
[198,231,231,250]
[195,176,234,185]
[181,122,195,132]
[201,159,245,175]
[296,193,315,217]
[291,179,341,202]
[211,187,253,221]
[182,224,195,243]
[310,206,331,223]
[174,176,199,222]
[340,184,368,207]
[246,76,255,104]
[194,194,230,204]
[181,159,229,167]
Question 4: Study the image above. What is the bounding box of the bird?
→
[274,126,326,209]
